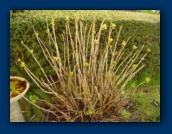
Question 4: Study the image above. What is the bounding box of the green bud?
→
[99,112,103,115]
[10,86,15,91]
[69,71,74,77]
[108,38,113,43]
[131,83,136,88]
[122,110,131,119]
[147,49,151,52]
[65,16,69,21]
[74,15,78,19]
[84,62,89,67]
[29,49,33,54]
[141,57,145,61]
[17,58,21,63]
[108,74,112,78]
[35,32,38,37]
[94,39,98,45]
[132,64,137,69]
[82,91,88,95]
[46,28,49,33]
[122,41,126,46]
[120,90,125,95]
[53,56,58,61]
[133,45,137,50]
[111,23,116,29]
[29,95,39,103]
[21,41,24,45]
[101,24,107,30]
[145,77,150,83]
[87,109,93,115]
[113,61,117,64]
[115,51,118,55]
[20,62,26,68]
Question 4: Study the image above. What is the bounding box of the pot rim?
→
[10,76,30,104]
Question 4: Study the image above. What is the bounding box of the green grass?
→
[141,10,160,15]
[131,86,160,122]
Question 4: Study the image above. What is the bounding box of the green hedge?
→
[10,10,160,85]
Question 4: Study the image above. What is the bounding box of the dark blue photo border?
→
[1,0,171,134]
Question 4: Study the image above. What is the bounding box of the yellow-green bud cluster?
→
[65,16,69,21]
[29,49,33,54]
[35,32,39,37]
[120,90,125,95]
[17,58,21,63]
[113,61,117,65]
[141,57,145,61]
[84,62,89,67]
[69,71,74,77]
[94,39,98,45]
[108,38,113,43]
[132,64,137,69]
[20,62,26,68]
[29,95,39,103]
[105,13,108,17]
[53,56,58,61]
[133,45,137,50]
[122,41,126,46]
[131,83,136,88]
[145,77,150,83]
[107,74,112,78]
[87,109,93,115]
[101,24,107,30]
[147,49,151,52]
[82,91,88,95]
[46,28,50,34]
[111,23,116,29]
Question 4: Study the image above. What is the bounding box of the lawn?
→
[141,10,160,15]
